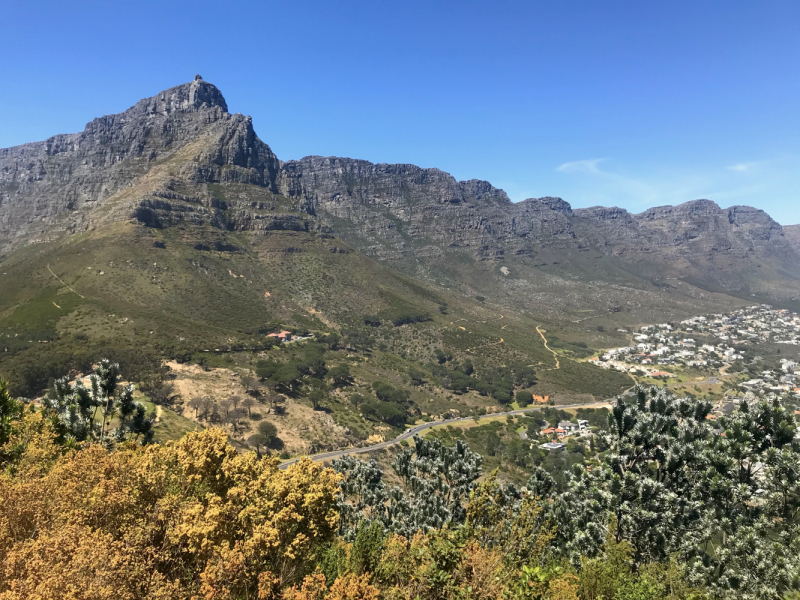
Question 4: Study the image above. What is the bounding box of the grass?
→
[139,399,204,443]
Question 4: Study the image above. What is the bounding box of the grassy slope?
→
[0,207,632,399]
[0,149,630,448]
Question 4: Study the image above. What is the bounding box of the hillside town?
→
[589,304,800,401]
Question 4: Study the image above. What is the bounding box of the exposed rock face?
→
[281,156,583,260]
[571,200,786,258]
[1,78,798,300]
[784,225,800,253]
[0,79,283,249]
[282,156,521,259]
[282,153,793,276]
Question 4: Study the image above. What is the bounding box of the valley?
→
[1,77,798,464]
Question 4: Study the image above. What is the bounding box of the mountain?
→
[0,77,797,401]
[283,156,800,306]
[0,76,285,251]
[4,77,798,312]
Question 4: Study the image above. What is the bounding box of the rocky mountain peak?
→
[0,78,283,249]
[517,196,573,214]
[639,199,720,220]
[124,78,228,117]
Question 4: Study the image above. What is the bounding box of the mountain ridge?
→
[2,78,799,307]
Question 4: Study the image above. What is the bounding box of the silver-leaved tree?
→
[334,385,800,599]
[546,385,799,600]
[334,434,483,539]
[44,359,154,445]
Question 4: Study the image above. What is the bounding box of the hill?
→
[3,78,798,319]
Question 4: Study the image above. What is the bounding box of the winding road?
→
[278,401,600,469]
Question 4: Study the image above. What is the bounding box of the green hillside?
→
[0,197,631,407]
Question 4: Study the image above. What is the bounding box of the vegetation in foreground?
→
[1,370,799,599]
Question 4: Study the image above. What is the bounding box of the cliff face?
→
[572,200,786,257]
[1,77,798,302]
[0,76,283,250]
[784,225,800,254]
[281,156,517,259]
[282,153,792,273]
[281,156,583,260]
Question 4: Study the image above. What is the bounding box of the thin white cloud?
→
[727,162,757,172]
[555,158,658,206]
[557,158,606,174]
[542,154,800,224]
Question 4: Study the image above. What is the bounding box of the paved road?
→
[278,402,601,469]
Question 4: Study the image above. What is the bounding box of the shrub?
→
[515,390,533,407]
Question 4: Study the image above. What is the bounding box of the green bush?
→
[515,390,533,407]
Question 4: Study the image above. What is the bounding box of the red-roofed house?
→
[268,330,292,340]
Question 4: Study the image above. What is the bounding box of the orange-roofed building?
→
[268,330,292,340]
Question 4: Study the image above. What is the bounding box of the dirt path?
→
[536,326,560,370]
[47,264,85,298]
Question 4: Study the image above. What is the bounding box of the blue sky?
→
[2,0,799,223]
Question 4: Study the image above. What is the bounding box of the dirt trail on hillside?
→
[536,326,560,370]
[47,264,85,298]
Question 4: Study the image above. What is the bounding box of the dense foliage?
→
[44,359,155,445]
[335,435,483,538]
[431,357,537,404]
[0,419,340,599]
[1,375,799,599]
[546,386,800,599]
[333,385,800,600]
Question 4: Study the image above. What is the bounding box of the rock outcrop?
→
[281,152,793,275]
[0,77,283,249]
[784,225,800,254]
